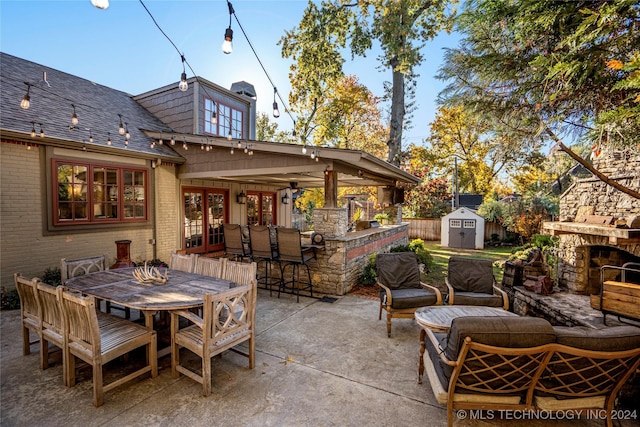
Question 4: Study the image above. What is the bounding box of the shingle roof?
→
[0,52,182,160]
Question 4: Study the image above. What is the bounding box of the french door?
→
[183,188,228,254]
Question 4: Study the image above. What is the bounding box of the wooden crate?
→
[601,281,640,321]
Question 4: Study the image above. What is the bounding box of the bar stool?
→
[276,227,314,302]
[248,225,281,295]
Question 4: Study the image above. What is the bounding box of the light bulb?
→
[125,123,130,140]
[30,123,36,138]
[118,115,125,135]
[222,28,233,54]
[310,152,315,160]
[39,124,44,138]
[71,105,78,125]
[273,101,280,118]
[230,147,234,154]
[211,111,217,125]
[91,0,109,9]
[179,72,188,92]
[227,132,232,141]
[170,135,175,145]
[302,145,307,155]
[21,93,30,110]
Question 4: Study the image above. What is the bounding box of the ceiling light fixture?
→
[21,82,31,110]
[222,1,234,54]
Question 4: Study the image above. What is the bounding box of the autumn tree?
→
[280,0,455,165]
[401,144,451,218]
[256,112,295,143]
[423,105,527,195]
[437,0,640,198]
[314,75,388,157]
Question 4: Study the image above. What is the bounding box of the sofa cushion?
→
[445,316,556,361]
[376,252,421,289]
[379,288,439,309]
[451,292,503,307]
[553,326,640,352]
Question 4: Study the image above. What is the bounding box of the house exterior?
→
[1,52,419,293]
[440,207,485,249]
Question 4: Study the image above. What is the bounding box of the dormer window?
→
[204,98,243,139]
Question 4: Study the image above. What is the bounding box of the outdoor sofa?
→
[422,316,640,427]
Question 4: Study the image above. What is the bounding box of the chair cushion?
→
[380,288,438,309]
[447,257,495,293]
[376,252,421,289]
[553,326,640,352]
[444,316,555,362]
[452,292,504,307]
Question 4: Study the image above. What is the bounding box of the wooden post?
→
[324,170,338,208]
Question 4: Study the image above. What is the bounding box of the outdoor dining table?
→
[65,267,238,357]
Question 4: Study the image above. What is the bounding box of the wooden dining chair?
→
[170,282,257,396]
[57,286,157,407]
[35,280,66,382]
[14,273,41,356]
[169,251,195,273]
[193,255,227,278]
[223,260,258,286]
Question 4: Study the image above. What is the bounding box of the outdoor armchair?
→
[376,252,442,337]
[445,256,509,310]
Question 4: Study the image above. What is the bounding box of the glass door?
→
[183,188,228,253]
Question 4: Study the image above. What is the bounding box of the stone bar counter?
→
[308,207,409,295]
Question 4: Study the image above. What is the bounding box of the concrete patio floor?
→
[1,289,637,427]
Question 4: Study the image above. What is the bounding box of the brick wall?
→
[1,141,155,289]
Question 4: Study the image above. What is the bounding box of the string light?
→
[272,88,280,118]
[38,123,45,138]
[107,132,112,145]
[170,135,175,145]
[222,1,234,54]
[230,142,235,154]
[183,137,188,150]
[179,55,188,92]
[91,0,109,9]
[158,131,163,145]
[89,129,93,143]
[118,114,125,135]
[21,82,31,110]
[30,122,36,138]
[71,104,78,125]
[125,122,130,140]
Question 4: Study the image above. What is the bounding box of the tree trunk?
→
[544,127,640,200]
[387,64,405,166]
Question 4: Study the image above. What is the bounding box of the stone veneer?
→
[553,150,640,294]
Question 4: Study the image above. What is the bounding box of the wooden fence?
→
[405,218,507,242]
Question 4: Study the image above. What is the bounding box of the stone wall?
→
[310,224,410,295]
[555,150,640,294]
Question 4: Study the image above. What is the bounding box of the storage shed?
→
[441,208,485,249]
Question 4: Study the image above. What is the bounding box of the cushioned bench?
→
[422,316,640,427]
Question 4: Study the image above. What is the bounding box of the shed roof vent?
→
[230,81,256,98]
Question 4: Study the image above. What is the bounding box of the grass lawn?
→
[422,241,515,289]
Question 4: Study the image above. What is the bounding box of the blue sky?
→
[1,0,459,145]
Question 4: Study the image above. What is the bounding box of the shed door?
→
[449,219,476,249]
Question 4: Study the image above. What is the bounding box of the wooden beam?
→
[324,170,338,208]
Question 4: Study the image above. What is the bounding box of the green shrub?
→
[134,258,168,268]
[42,267,62,286]
[359,253,378,286]
[390,239,433,272]
[1,287,20,310]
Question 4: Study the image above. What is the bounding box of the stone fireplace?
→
[543,150,640,296]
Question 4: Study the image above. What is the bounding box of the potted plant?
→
[374,212,390,225]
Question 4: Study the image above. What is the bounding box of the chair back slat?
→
[223,261,257,286]
[36,281,63,333]
[276,228,303,262]
[14,273,40,322]
[57,287,100,354]
[169,252,195,273]
[60,254,109,284]
[194,255,226,278]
